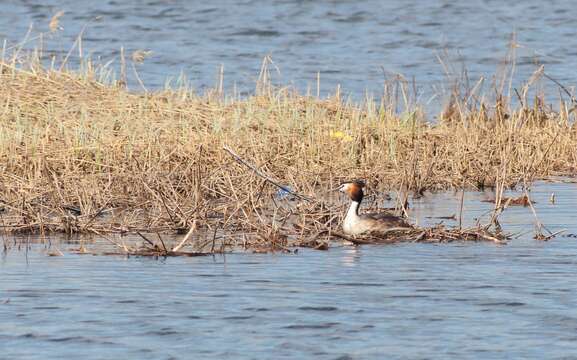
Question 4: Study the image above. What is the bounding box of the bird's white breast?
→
[343,201,366,235]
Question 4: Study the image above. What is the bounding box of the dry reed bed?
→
[0,60,576,253]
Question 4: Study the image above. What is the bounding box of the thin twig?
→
[136,231,156,248]
[458,177,465,229]
[223,145,313,202]
[156,232,168,254]
[172,219,197,252]
[543,72,576,104]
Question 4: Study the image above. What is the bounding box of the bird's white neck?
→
[343,201,361,235]
[346,201,360,219]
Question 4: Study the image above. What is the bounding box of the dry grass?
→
[0,34,576,253]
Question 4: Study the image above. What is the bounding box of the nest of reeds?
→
[313,225,507,246]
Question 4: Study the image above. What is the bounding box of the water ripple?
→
[298,306,339,312]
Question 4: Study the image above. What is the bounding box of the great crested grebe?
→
[337,180,412,236]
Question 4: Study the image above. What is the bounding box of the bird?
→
[337,180,412,236]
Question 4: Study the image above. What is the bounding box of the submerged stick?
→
[538,229,566,241]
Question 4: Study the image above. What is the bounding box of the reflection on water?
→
[1,0,576,102]
[340,247,361,268]
[1,181,577,359]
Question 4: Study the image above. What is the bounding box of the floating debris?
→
[482,195,535,207]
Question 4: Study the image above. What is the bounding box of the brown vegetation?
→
[0,36,576,254]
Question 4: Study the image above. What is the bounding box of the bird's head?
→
[337,180,365,202]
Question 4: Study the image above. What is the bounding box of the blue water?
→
[1,0,576,102]
[2,181,577,359]
[2,241,577,359]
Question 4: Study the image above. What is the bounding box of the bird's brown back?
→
[361,212,412,228]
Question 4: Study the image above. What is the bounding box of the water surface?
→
[2,181,577,359]
[1,0,576,103]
